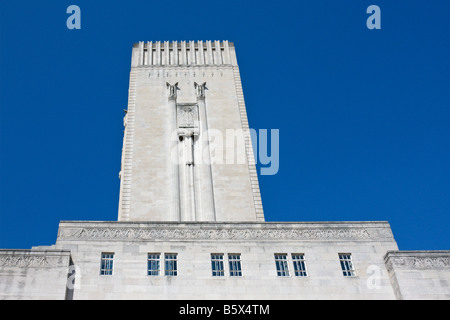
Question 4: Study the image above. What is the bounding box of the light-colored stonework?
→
[48,220,400,300]
[118,41,263,223]
[1,41,449,300]
[57,221,394,242]
[0,250,72,300]
[385,251,450,300]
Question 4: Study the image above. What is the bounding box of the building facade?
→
[1,41,449,300]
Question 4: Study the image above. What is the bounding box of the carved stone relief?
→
[0,254,65,268]
[387,255,450,270]
[56,224,389,242]
[177,104,199,131]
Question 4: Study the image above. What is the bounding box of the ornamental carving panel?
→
[177,104,199,129]
[0,255,52,268]
[57,225,387,242]
[387,255,450,270]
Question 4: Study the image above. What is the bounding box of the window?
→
[211,254,225,277]
[100,253,114,275]
[228,254,242,277]
[274,254,290,277]
[292,254,308,277]
[147,253,160,276]
[339,253,356,277]
[165,253,178,276]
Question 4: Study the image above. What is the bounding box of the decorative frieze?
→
[412,257,449,269]
[0,251,70,268]
[0,255,50,267]
[385,251,450,271]
[57,222,395,242]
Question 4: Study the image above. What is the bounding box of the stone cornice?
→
[56,221,395,242]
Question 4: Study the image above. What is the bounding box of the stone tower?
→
[118,40,264,222]
[1,41,448,301]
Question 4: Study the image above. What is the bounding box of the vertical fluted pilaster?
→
[180,41,186,65]
[206,40,213,65]
[155,41,161,65]
[167,82,181,221]
[223,40,231,64]
[195,82,216,221]
[164,41,170,65]
[173,41,178,65]
[138,41,144,66]
[197,41,205,65]
[214,40,221,64]
[189,40,195,65]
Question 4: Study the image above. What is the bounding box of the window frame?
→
[147,253,161,276]
[211,253,225,277]
[100,252,114,276]
[292,253,308,277]
[339,253,356,277]
[164,253,178,276]
[274,253,290,277]
[228,253,243,277]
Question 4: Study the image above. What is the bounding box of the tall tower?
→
[118,41,264,222]
[3,40,447,301]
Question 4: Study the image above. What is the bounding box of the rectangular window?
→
[274,254,290,277]
[147,253,160,276]
[211,254,225,277]
[228,254,242,277]
[339,253,356,277]
[100,253,114,275]
[292,254,308,277]
[165,253,178,276]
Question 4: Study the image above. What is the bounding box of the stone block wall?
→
[0,250,72,300]
[385,250,450,300]
[54,220,398,299]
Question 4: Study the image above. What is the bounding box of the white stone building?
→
[0,41,449,300]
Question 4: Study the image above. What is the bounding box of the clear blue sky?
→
[0,0,449,250]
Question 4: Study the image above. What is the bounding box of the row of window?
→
[100,252,356,277]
